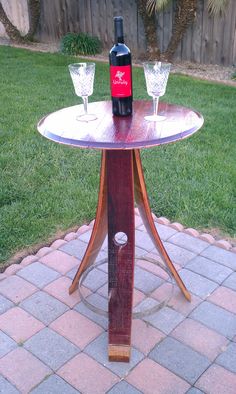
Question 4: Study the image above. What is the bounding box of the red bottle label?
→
[110,65,132,97]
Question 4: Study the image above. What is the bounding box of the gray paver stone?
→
[143,306,185,334]
[190,301,236,339]
[168,232,209,254]
[84,332,144,378]
[17,262,60,288]
[135,230,155,252]
[59,239,88,259]
[179,269,218,298]
[185,256,232,284]
[222,272,236,291]
[0,331,17,357]
[83,268,107,291]
[0,294,13,315]
[74,293,108,329]
[134,266,163,294]
[0,376,20,394]
[201,246,236,270]
[155,222,177,241]
[107,380,143,394]
[216,342,236,373]
[31,374,80,394]
[24,327,80,371]
[133,297,159,315]
[187,388,205,394]
[20,291,68,324]
[163,242,196,266]
[149,337,211,384]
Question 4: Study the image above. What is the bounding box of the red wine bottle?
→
[109,16,132,116]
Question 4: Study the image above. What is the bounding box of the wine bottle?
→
[109,16,133,116]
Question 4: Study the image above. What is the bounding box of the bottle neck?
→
[114,17,124,44]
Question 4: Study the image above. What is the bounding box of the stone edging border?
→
[1,209,235,279]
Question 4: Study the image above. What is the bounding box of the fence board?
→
[0,0,235,66]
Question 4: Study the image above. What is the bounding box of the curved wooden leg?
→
[133,150,191,302]
[69,151,108,295]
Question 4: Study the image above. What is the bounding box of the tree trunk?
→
[136,0,161,59]
[25,0,40,41]
[0,2,24,43]
[163,0,197,61]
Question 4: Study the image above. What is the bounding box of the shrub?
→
[60,32,102,56]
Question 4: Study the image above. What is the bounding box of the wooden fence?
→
[0,0,235,65]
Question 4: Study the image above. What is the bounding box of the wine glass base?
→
[76,114,97,122]
[144,115,166,122]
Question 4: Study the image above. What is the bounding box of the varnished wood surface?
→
[37,101,204,150]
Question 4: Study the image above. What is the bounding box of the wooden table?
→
[38,100,204,362]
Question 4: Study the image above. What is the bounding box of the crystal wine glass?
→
[68,62,97,122]
[143,61,171,121]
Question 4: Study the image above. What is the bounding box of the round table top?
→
[37,100,204,150]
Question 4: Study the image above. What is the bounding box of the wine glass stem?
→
[153,96,159,117]
[82,96,88,115]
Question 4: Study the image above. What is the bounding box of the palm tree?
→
[137,0,230,61]
[0,0,40,43]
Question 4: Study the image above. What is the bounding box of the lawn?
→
[0,46,235,265]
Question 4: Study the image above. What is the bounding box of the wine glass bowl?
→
[68,62,97,122]
[143,62,171,121]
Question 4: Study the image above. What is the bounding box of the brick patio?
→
[0,212,236,393]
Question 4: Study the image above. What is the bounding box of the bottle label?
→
[110,65,132,97]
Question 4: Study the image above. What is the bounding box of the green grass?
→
[0,46,235,264]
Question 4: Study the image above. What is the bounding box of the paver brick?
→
[143,306,185,334]
[185,255,232,284]
[134,266,163,294]
[17,262,60,288]
[171,318,229,361]
[149,336,211,384]
[187,388,205,394]
[222,271,236,291]
[0,294,13,315]
[20,254,38,267]
[0,330,17,358]
[84,332,144,378]
[127,358,190,394]
[136,258,169,280]
[4,264,21,276]
[0,376,19,394]
[154,222,177,240]
[208,286,236,314]
[190,301,236,339]
[24,327,80,371]
[179,269,218,298]
[0,275,37,303]
[39,250,79,274]
[58,353,119,394]
[195,364,236,394]
[215,342,236,373]
[131,318,165,355]
[59,239,88,259]
[201,245,236,270]
[135,230,155,252]
[108,380,143,394]
[0,347,51,393]
[83,268,107,291]
[50,309,103,349]
[74,293,108,329]
[0,307,44,343]
[31,374,79,394]
[168,232,209,254]
[20,291,68,325]
[163,241,196,266]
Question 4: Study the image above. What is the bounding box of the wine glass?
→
[143,61,171,121]
[68,62,97,122]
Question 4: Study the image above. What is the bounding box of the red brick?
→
[136,258,169,280]
[76,225,90,235]
[50,239,67,249]
[183,228,199,237]
[196,364,236,394]
[50,310,103,349]
[132,319,165,355]
[157,217,170,225]
[0,307,44,343]
[58,353,118,393]
[198,233,215,244]
[127,358,190,394]
[0,276,37,303]
[171,318,229,361]
[44,276,90,308]
[152,282,201,315]
[0,348,51,393]
[169,222,184,231]
[39,250,78,274]
[36,247,52,258]
[64,232,77,241]
[5,264,21,276]
[208,286,236,314]
[20,255,38,267]
[214,239,232,250]
[133,288,145,307]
